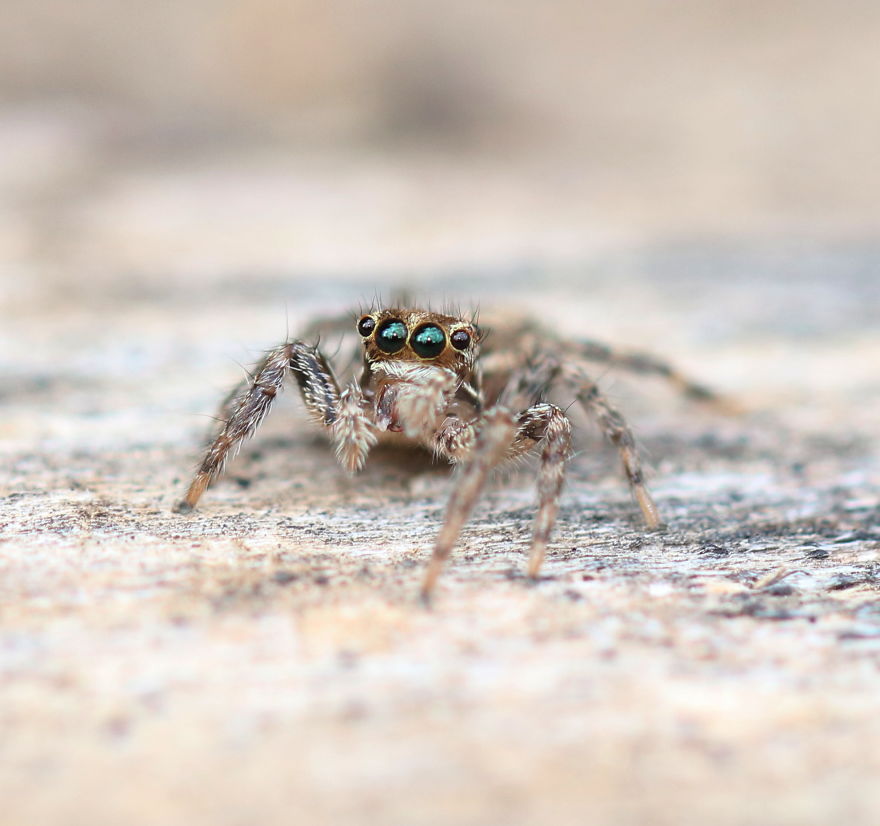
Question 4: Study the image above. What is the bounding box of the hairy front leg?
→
[515,404,573,579]
[332,382,377,472]
[175,341,340,512]
[424,401,572,598]
[421,408,517,602]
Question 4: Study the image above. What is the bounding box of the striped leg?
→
[174,341,340,512]
[516,405,573,579]
[421,407,517,603]
[332,382,377,472]
[574,339,719,404]
[487,319,720,404]
[567,366,663,529]
[422,402,572,601]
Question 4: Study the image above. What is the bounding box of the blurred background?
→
[3,0,879,449]
[3,0,880,296]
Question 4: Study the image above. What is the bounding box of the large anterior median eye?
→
[410,323,446,358]
[376,319,408,353]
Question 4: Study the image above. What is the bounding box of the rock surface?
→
[1,120,879,825]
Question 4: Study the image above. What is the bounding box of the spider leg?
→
[332,381,377,472]
[564,365,663,529]
[573,339,719,403]
[174,341,340,512]
[421,407,517,602]
[515,404,573,579]
[493,356,573,577]
[487,318,719,404]
[496,352,560,410]
[422,400,572,601]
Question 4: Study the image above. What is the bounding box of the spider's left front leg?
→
[421,401,572,601]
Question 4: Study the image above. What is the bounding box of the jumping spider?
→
[175,306,717,600]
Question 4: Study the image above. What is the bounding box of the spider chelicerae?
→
[175,305,718,601]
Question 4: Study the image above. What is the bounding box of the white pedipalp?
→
[370,361,459,441]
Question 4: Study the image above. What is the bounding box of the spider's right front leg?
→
[174,340,341,512]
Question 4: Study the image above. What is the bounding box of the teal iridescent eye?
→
[376,319,407,353]
[410,323,446,358]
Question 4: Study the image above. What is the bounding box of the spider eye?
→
[357,315,376,337]
[450,329,471,350]
[410,323,446,359]
[376,319,407,353]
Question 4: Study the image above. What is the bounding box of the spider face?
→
[357,309,480,372]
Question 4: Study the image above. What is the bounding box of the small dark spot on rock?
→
[714,599,798,621]
[838,627,880,641]
[805,549,830,560]
[827,575,864,591]
[338,649,359,669]
[233,477,252,489]
[104,715,131,739]
[764,584,795,597]
[272,570,299,585]
[313,574,330,586]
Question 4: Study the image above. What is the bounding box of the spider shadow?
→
[231,431,453,497]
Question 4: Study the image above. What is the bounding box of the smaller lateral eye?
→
[450,329,471,350]
[357,315,376,337]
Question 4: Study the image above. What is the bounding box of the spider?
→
[175,305,718,601]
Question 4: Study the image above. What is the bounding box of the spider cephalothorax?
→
[356,309,482,440]
[175,305,717,601]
